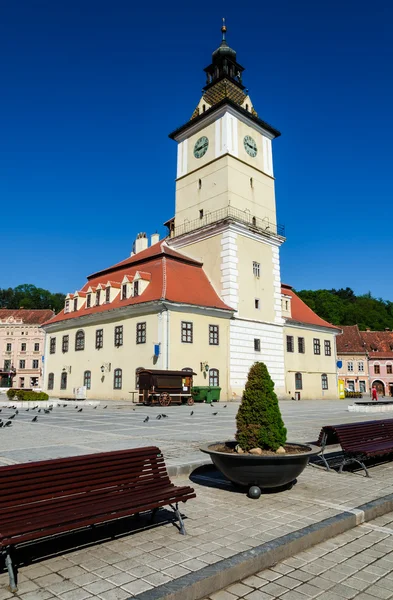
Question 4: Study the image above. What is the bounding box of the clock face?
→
[244,135,258,157]
[193,136,209,159]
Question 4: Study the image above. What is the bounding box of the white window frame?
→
[252,261,260,277]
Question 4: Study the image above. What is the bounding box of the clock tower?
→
[167,22,286,397]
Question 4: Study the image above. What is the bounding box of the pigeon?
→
[44,409,50,414]
[190,411,194,416]
[133,408,136,411]
[75,406,78,409]
[93,406,97,409]
[9,414,16,420]
[26,408,29,412]
[15,410,19,415]
[5,421,12,427]
[77,408,83,413]
[57,403,61,407]
[223,405,227,408]
[63,404,67,408]
[32,416,38,422]
[212,412,218,416]
[103,405,108,409]
[143,416,149,423]
[49,404,53,409]
[0,409,2,412]
[156,414,162,420]
[0,422,3,428]
[161,414,168,418]
[38,409,42,413]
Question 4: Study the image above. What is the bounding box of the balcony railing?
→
[174,206,285,239]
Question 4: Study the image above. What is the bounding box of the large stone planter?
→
[200,442,320,497]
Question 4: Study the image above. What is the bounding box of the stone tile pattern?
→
[203,512,393,600]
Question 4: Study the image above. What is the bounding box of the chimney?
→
[151,232,159,246]
[386,328,390,332]
[134,232,148,254]
[366,328,371,332]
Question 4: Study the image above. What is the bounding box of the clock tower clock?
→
[167,22,286,397]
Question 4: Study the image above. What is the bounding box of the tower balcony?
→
[173,206,285,240]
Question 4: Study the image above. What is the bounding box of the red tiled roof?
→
[44,243,233,326]
[0,309,54,325]
[336,325,367,354]
[360,330,393,355]
[369,351,393,359]
[282,285,340,331]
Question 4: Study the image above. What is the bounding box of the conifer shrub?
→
[236,362,287,452]
[6,389,17,399]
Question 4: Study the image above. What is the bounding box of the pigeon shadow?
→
[190,464,297,494]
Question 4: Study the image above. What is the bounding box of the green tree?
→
[236,362,287,452]
[0,284,65,313]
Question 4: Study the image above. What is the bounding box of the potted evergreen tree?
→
[200,362,319,498]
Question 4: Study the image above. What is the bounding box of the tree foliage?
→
[0,284,65,314]
[297,288,393,331]
[236,362,287,452]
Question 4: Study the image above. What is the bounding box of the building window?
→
[347,361,354,372]
[181,321,193,343]
[199,209,204,219]
[121,284,127,300]
[358,361,364,372]
[21,343,26,352]
[286,336,294,352]
[105,287,110,303]
[359,381,366,393]
[62,335,69,353]
[50,337,56,354]
[65,300,70,313]
[4,360,11,371]
[136,322,146,344]
[19,360,25,369]
[34,342,40,351]
[60,372,67,390]
[387,364,393,375]
[347,380,355,391]
[32,359,39,369]
[324,340,331,356]
[255,298,260,309]
[254,338,261,352]
[96,290,101,306]
[73,298,78,311]
[209,368,219,386]
[253,261,260,277]
[209,324,219,345]
[295,372,303,390]
[114,326,123,347]
[84,370,91,390]
[48,373,54,390]
[114,368,122,389]
[75,330,85,351]
[374,364,380,374]
[298,337,305,353]
[134,281,139,297]
[313,338,321,355]
[96,329,103,349]
[135,367,144,388]
[6,343,12,352]
[321,373,328,390]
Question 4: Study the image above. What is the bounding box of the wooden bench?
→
[316,419,393,477]
[0,447,196,592]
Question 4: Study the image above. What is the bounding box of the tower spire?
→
[221,17,227,43]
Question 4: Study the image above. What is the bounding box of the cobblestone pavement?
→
[203,512,393,600]
[0,398,390,468]
[1,459,393,599]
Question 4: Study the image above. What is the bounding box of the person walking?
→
[372,386,378,402]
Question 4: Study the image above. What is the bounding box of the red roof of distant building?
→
[281,285,340,331]
[360,330,393,356]
[44,240,233,326]
[0,309,54,325]
[336,325,367,354]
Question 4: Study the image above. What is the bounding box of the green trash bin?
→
[191,386,210,402]
[207,387,221,403]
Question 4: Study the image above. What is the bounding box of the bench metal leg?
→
[338,457,370,478]
[170,503,186,535]
[4,549,17,593]
[319,433,331,471]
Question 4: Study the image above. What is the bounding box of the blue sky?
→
[1,0,392,298]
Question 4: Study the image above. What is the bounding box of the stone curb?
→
[132,492,393,600]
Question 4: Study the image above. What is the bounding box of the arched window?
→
[295,372,302,390]
[321,374,328,390]
[84,370,91,390]
[209,368,219,386]
[60,372,67,390]
[75,330,85,351]
[135,367,144,388]
[48,372,54,390]
[114,368,122,390]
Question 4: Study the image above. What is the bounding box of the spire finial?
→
[221,17,227,42]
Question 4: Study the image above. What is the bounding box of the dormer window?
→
[122,284,127,300]
[73,298,78,311]
[105,287,110,303]
[86,294,91,309]
[65,300,70,313]
[96,290,101,306]
[134,281,139,297]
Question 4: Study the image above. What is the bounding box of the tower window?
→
[198,179,202,189]
[199,209,204,219]
[255,299,260,309]
[202,104,206,112]
[254,338,261,352]
[246,103,249,111]
[250,177,253,188]
[253,261,260,277]
[252,216,257,226]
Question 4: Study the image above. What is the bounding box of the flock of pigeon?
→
[0,401,228,428]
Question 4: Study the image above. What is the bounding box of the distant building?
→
[361,330,393,397]
[336,325,369,394]
[0,309,54,389]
